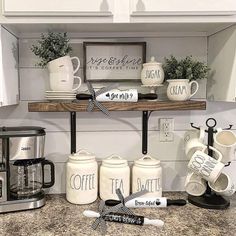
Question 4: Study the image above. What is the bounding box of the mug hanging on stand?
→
[48,55,82,91]
[184,172,207,196]
[208,172,235,197]
[188,146,224,183]
[213,128,236,164]
[185,126,205,159]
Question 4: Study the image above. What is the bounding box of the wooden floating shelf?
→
[28,100,206,112]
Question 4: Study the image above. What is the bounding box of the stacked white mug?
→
[48,55,81,91]
[184,127,236,197]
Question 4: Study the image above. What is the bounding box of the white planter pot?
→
[166,79,199,101]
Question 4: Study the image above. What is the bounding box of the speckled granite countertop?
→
[0,192,236,236]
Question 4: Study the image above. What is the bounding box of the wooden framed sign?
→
[83,42,146,82]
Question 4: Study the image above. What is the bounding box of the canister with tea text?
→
[66,150,98,204]
[100,155,130,201]
[132,155,162,197]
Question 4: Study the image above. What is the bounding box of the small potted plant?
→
[31,32,81,91]
[163,55,209,101]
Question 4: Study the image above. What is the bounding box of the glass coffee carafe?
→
[10,158,55,199]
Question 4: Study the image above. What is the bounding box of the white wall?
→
[1,35,236,194]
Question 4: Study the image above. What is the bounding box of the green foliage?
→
[163,55,210,81]
[31,32,72,68]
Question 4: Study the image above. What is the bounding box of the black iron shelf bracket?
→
[69,110,152,155]
[142,111,148,155]
[70,112,76,154]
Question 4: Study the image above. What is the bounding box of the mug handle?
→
[70,56,80,74]
[189,81,199,98]
[72,76,82,91]
[198,126,205,142]
[203,146,223,162]
[42,159,55,188]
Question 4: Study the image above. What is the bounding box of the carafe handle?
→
[42,159,55,188]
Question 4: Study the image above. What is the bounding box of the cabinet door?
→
[2,0,114,16]
[0,27,19,107]
[130,0,236,15]
[207,25,236,102]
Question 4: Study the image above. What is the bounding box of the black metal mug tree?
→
[188,118,233,209]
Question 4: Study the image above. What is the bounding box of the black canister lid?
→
[0,126,45,137]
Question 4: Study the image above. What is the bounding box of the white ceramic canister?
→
[100,155,130,201]
[66,150,98,204]
[132,155,162,197]
[141,56,165,86]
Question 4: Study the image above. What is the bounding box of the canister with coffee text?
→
[66,150,98,204]
[100,155,130,201]
[132,155,162,197]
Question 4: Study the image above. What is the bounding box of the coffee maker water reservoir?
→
[0,126,55,213]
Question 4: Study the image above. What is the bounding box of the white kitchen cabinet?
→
[130,0,236,16]
[0,26,19,107]
[2,0,114,16]
[207,25,236,102]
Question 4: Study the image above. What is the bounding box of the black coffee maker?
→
[0,126,55,213]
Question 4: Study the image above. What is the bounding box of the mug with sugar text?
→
[188,146,224,183]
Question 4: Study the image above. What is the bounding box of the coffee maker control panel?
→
[9,136,45,160]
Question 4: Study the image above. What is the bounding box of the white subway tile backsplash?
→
[1,34,235,194]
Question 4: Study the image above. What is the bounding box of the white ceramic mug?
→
[209,172,235,197]
[49,72,81,91]
[214,128,236,164]
[167,79,199,101]
[48,55,80,74]
[185,127,205,158]
[188,146,224,183]
[184,172,207,196]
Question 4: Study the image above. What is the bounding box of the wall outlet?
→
[159,118,174,142]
